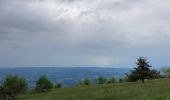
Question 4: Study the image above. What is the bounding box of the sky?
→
[0,0,170,68]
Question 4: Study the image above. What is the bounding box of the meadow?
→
[20,78,170,100]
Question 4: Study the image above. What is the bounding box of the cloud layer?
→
[0,0,170,68]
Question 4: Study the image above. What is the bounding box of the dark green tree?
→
[97,76,107,84]
[80,78,91,86]
[35,75,53,92]
[107,77,116,84]
[126,57,151,83]
[2,75,27,100]
[119,78,123,83]
[54,83,62,88]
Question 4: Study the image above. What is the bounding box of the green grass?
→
[20,79,170,100]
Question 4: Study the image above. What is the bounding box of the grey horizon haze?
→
[0,0,170,68]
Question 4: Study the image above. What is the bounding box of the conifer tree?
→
[126,57,151,83]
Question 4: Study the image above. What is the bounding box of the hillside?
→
[20,79,170,100]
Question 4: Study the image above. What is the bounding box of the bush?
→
[119,78,124,83]
[54,83,62,88]
[97,76,107,84]
[0,86,15,100]
[107,77,116,84]
[2,75,27,100]
[149,69,164,79]
[35,75,53,92]
[80,78,91,85]
[0,86,8,100]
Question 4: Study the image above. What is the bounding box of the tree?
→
[97,76,107,84]
[126,57,151,83]
[107,77,116,84]
[80,78,91,85]
[119,78,123,83]
[35,75,53,92]
[2,75,27,100]
[54,83,62,88]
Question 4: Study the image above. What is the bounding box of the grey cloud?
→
[0,0,170,67]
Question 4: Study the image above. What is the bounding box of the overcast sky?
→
[0,0,170,68]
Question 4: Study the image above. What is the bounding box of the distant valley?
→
[0,67,129,88]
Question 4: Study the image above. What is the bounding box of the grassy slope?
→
[20,79,170,100]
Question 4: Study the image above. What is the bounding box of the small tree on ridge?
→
[35,75,53,92]
[126,57,151,83]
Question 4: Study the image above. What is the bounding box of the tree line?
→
[0,57,170,100]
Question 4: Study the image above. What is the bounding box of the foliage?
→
[149,69,164,79]
[97,76,107,84]
[1,75,27,100]
[118,77,130,83]
[126,57,152,83]
[0,86,9,100]
[3,75,27,93]
[80,78,91,85]
[0,85,17,100]
[54,83,62,88]
[35,75,53,92]
[162,67,170,78]
[107,77,116,84]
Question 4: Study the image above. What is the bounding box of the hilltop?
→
[20,78,170,100]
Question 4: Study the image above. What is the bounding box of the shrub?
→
[97,76,107,84]
[0,85,8,100]
[149,69,164,79]
[2,75,27,100]
[54,83,62,88]
[80,78,91,85]
[35,75,53,92]
[119,78,123,83]
[0,86,15,100]
[107,77,116,84]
